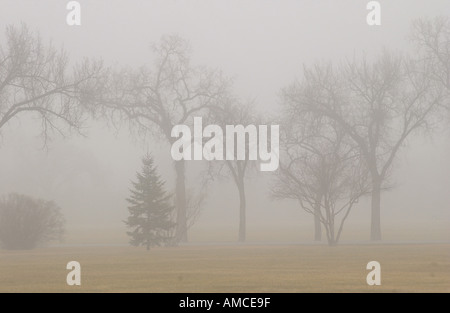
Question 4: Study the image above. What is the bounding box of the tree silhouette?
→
[125,155,175,250]
[205,100,259,242]
[100,35,227,243]
[273,117,368,245]
[0,24,103,144]
[282,52,444,240]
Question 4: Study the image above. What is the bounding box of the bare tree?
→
[205,101,258,242]
[273,113,368,245]
[411,17,450,94]
[272,109,322,241]
[100,35,228,242]
[0,24,103,144]
[282,51,444,240]
[0,193,64,250]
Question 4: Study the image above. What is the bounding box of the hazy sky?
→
[0,0,449,243]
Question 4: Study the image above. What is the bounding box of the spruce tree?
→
[125,155,175,250]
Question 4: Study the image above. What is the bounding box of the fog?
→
[0,0,449,245]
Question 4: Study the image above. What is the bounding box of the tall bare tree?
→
[0,24,102,143]
[275,107,324,241]
[100,35,228,242]
[273,110,368,245]
[205,101,258,242]
[282,51,444,240]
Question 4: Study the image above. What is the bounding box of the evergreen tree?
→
[125,155,175,250]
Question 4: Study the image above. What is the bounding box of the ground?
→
[0,244,449,292]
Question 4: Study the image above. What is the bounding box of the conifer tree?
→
[125,155,175,250]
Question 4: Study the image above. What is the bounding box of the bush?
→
[0,193,65,250]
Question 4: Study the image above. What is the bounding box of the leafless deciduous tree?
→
[273,112,368,245]
[100,35,228,242]
[0,24,103,144]
[282,51,444,240]
[205,101,258,242]
[0,193,64,250]
[411,17,450,94]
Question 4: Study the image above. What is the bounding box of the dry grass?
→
[0,244,449,292]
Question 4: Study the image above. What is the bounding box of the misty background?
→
[0,0,449,244]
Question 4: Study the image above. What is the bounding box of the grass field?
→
[0,244,449,292]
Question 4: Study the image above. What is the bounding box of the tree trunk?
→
[237,180,246,242]
[370,178,382,241]
[325,221,337,246]
[314,214,321,241]
[313,198,322,241]
[174,160,188,243]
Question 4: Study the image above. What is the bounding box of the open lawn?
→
[0,244,449,292]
